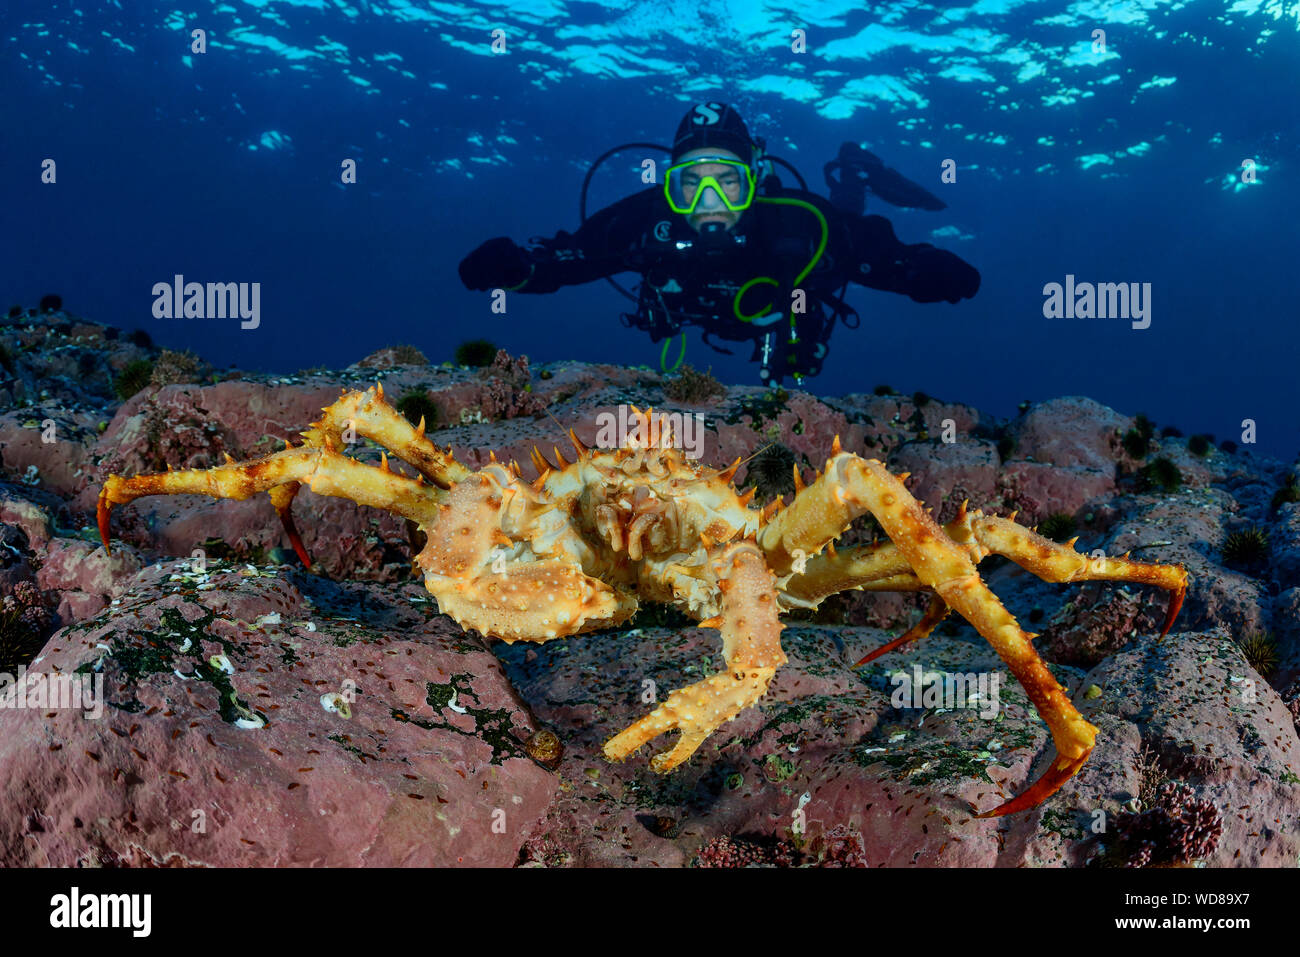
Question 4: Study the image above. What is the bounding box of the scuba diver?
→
[458,102,980,386]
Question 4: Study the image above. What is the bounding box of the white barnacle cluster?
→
[319,692,352,719]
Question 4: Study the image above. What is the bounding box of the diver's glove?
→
[903,246,980,303]
[458,237,531,291]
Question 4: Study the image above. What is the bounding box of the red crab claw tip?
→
[851,609,942,668]
[1161,584,1186,638]
[275,505,313,568]
[96,492,113,554]
[852,648,886,668]
[974,748,1091,819]
[852,630,921,668]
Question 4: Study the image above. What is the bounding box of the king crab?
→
[98,385,1188,816]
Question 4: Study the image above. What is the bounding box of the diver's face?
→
[677,147,748,232]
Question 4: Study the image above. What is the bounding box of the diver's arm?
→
[458,189,657,294]
[847,214,980,304]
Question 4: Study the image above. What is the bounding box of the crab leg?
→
[780,539,915,598]
[299,384,472,489]
[267,483,310,566]
[961,511,1188,636]
[783,500,1187,670]
[766,542,951,666]
[760,452,1097,816]
[853,594,951,667]
[260,384,472,563]
[604,538,786,772]
[771,513,968,663]
[99,445,445,556]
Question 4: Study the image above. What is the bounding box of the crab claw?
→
[268,483,311,566]
[96,482,117,552]
[275,503,312,567]
[1161,582,1187,637]
[603,668,777,771]
[853,631,919,668]
[974,746,1093,818]
[853,594,949,667]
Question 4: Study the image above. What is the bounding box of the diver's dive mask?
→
[664,155,758,215]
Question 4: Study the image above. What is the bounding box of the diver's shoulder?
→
[758,181,841,216]
[580,185,666,228]
[616,184,669,212]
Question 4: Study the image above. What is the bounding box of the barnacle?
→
[524,729,563,767]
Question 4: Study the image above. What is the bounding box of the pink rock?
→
[509,617,1297,866]
[1084,630,1300,866]
[1273,503,1300,592]
[351,345,429,368]
[836,394,984,460]
[1274,587,1300,690]
[1146,439,1232,490]
[54,590,106,623]
[9,321,1297,868]
[0,412,95,497]
[888,439,1001,515]
[1010,396,1130,471]
[0,486,52,548]
[997,461,1115,523]
[1106,492,1269,639]
[1040,582,1164,666]
[35,538,142,598]
[101,489,412,581]
[0,566,556,866]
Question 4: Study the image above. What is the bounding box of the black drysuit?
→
[458,177,980,384]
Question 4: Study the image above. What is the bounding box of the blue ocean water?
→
[2,0,1297,458]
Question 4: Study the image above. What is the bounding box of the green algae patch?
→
[1039,807,1088,841]
[764,753,797,782]
[73,605,265,727]
[869,739,998,786]
[857,719,1040,788]
[721,390,792,433]
[742,693,846,751]
[386,674,527,766]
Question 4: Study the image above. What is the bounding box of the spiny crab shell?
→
[422,413,785,642]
